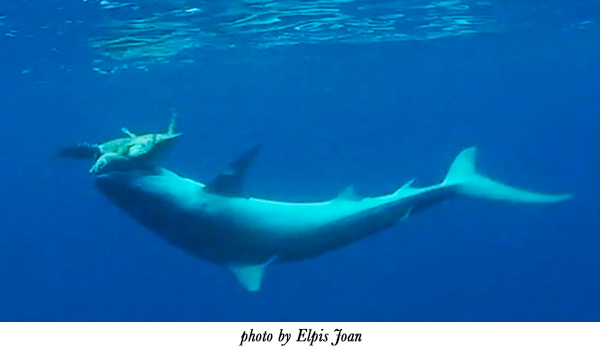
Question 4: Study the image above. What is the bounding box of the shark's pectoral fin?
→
[205,144,261,198]
[230,255,277,291]
[400,206,413,221]
[230,263,266,292]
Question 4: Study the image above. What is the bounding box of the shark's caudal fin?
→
[443,147,571,203]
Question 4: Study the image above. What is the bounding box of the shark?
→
[93,145,571,291]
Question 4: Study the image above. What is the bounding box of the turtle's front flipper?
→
[59,143,101,160]
[121,127,137,138]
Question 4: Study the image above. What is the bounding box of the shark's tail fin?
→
[443,147,571,203]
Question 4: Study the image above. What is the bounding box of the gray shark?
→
[94,146,570,291]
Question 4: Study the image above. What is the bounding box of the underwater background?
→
[0,0,598,321]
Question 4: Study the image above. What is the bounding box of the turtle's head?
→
[90,153,146,174]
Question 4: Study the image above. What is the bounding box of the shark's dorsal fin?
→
[399,178,417,191]
[204,144,261,198]
[336,185,362,201]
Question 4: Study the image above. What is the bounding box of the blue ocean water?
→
[0,0,598,321]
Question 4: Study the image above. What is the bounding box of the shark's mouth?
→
[94,169,180,230]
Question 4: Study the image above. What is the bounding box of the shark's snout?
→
[94,172,142,206]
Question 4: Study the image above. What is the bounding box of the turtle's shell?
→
[98,137,134,156]
[98,132,181,159]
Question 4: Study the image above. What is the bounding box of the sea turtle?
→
[59,117,181,174]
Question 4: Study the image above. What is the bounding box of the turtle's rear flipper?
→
[167,116,176,135]
[59,143,101,160]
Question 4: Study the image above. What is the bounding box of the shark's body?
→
[94,146,570,291]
